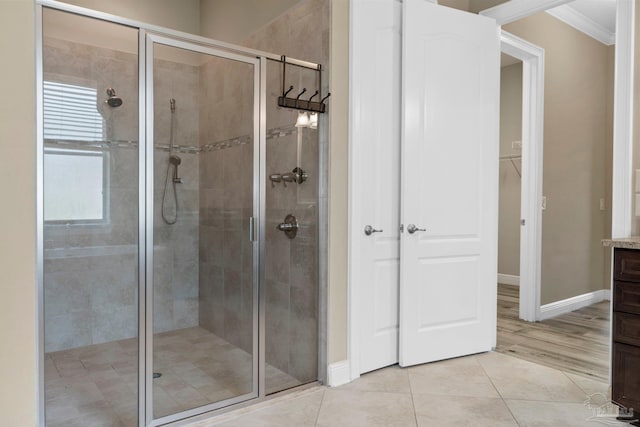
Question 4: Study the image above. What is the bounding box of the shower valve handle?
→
[277,223,297,231]
[277,214,298,239]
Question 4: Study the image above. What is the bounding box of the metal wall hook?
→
[278,57,330,113]
[295,88,307,101]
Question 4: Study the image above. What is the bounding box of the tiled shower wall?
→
[246,0,327,382]
[43,38,140,352]
[43,38,200,351]
[197,0,327,382]
[152,55,201,333]
[43,1,328,376]
[198,56,255,353]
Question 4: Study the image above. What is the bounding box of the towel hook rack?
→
[278,56,330,113]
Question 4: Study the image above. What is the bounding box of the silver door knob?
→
[364,225,383,236]
[406,224,426,234]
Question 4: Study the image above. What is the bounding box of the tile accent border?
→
[539,289,610,320]
[327,360,351,387]
[44,124,299,154]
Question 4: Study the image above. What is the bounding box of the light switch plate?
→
[600,198,605,211]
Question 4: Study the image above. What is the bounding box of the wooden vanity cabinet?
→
[612,248,640,411]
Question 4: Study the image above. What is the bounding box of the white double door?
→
[352,0,500,374]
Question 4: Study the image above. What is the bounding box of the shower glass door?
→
[147,35,260,422]
[41,8,141,427]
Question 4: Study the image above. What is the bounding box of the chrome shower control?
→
[277,214,298,239]
[364,225,383,236]
[406,224,426,234]
[292,167,308,184]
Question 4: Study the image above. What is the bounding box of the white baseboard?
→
[497,273,520,286]
[327,360,351,387]
[539,289,609,320]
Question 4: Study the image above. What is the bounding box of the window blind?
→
[43,81,105,141]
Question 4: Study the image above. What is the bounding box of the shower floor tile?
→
[45,327,300,427]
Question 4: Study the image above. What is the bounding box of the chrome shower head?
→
[105,88,123,107]
[169,154,181,165]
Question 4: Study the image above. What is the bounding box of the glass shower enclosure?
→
[40,4,322,426]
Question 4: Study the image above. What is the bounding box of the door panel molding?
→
[399,0,499,367]
[348,0,402,380]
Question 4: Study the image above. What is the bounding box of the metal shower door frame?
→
[143,33,264,427]
[35,2,322,425]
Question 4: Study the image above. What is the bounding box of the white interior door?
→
[399,0,499,367]
[351,0,402,374]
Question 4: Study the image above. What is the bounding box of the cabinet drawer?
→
[615,249,640,282]
[614,281,640,315]
[612,342,640,411]
[614,312,640,347]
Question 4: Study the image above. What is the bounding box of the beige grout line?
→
[313,387,327,426]
[187,385,325,426]
[475,353,522,427]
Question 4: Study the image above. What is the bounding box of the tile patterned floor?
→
[45,327,300,427]
[45,292,617,426]
[190,352,625,427]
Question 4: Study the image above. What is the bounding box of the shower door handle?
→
[249,217,256,242]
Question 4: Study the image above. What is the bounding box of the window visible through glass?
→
[43,80,107,223]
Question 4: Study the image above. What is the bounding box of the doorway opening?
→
[496,10,614,383]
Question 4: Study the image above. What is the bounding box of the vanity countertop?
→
[602,236,640,249]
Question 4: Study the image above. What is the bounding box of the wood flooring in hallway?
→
[496,283,610,382]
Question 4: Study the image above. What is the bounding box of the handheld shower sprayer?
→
[161,98,181,225]
[169,154,182,183]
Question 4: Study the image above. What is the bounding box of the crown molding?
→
[546,4,615,46]
[480,0,573,25]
